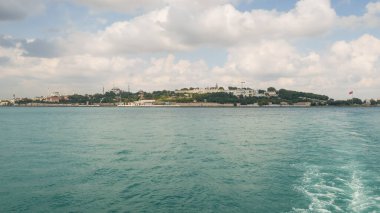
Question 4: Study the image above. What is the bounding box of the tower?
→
[241,81,245,89]
[138,90,144,100]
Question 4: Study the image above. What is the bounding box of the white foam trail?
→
[294,165,380,213]
[349,172,365,212]
[349,131,365,137]
[294,167,345,213]
[348,171,380,212]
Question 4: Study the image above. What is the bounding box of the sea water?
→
[0,107,379,212]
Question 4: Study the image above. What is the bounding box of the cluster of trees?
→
[14,98,34,105]
[61,90,177,104]
[328,98,379,106]
[12,87,379,107]
[278,89,329,103]
[175,92,283,106]
[193,92,238,104]
[67,91,140,104]
[181,87,225,90]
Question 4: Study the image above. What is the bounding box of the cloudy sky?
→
[1,0,380,99]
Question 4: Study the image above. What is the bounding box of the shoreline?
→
[1,104,379,108]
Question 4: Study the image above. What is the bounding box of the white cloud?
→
[2,0,380,99]
[0,45,211,96]
[208,34,380,98]
[211,40,325,91]
[164,0,336,44]
[61,7,189,55]
[3,34,380,99]
[74,0,237,14]
[326,34,380,88]
[339,2,380,29]
[63,0,336,55]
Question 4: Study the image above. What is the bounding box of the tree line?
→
[13,88,379,106]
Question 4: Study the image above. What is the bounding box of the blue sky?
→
[0,0,380,99]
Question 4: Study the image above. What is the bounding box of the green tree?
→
[258,89,266,94]
[352,98,363,105]
[15,98,33,105]
[228,86,238,90]
[68,94,90,104]
[278,89,329,103]
[370,99,377,105]
[328,99,349,106]
[193,92,238,104]
[258,98,269,106]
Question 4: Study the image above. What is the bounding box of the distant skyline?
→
[1,0,380,99]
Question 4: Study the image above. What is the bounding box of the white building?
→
[293,102,312,107]
[227,88,257,97]
[175,85,279,98]
[111,87,122,94]
[265,91,278,97]
[45,92,61,103]
[175,86,224,94]
[0,100,9,106]
[175,85,260,97]
[130,100,156,106]
[363,99,372,105]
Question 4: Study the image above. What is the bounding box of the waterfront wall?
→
[176,103,235,107]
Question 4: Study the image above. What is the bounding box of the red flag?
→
[349,91,353,95]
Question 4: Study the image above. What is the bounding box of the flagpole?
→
[349,90,354,105]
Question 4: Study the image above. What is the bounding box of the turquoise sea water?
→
[0,107,379,212]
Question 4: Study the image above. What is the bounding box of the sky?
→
[1,0,380,99]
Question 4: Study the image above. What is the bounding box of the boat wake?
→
[291,164,380,213]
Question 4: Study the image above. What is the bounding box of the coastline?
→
[1,104,379,108]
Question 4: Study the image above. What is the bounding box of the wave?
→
[348,131,365,137]
[348,171,380,212]
[291,164,380,213]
